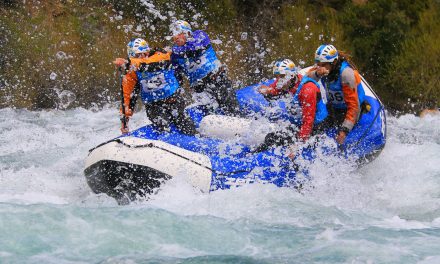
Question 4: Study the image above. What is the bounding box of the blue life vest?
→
[171,30,221,86]
[136,68,179,103]
[291,76,328,125]
[185,45,221,86]
[325,61,365,109]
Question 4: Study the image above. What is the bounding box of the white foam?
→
[1,108,440,228]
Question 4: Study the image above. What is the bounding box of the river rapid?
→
[1,107,439,263]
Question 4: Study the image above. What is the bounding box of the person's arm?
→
[340,68,361,131]
[172,30,211,58]
[334,68,361,144]
[193,30,211,49]
[259,79,285,96]
[297,83,319,141]
[121,71,137,116]
[119,71,137,134]
[306,66,329,81]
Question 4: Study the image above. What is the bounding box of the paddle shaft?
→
[118,67,127,129]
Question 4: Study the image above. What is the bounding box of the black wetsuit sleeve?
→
[129,82,140,111]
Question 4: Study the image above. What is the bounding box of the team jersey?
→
[122,52,179,110]
[323,60,365,130]
[171,30,221,86]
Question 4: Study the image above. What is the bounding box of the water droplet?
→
[50,72,58,80]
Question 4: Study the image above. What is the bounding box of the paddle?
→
[118,66,128,133]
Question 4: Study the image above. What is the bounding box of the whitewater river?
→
[1,107,439,263]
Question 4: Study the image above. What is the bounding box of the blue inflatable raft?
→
[84,69,386,202]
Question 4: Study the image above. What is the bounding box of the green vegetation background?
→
[1,0,439,112]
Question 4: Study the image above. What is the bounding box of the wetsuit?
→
[171,30,239,114]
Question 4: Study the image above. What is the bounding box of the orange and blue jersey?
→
[171,30,221,86]
[121,52,179,111]
[324,61,365,130]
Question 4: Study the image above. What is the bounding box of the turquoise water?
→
[1,108,440,263]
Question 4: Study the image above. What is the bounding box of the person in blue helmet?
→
[260,59,328,141]
[114,38,196,135]
[255,59,328,153]
[169,20,240,115]
[113,38,141,133]
[309,44,368,144]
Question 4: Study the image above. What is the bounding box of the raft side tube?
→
[84,136,213,199]
[198,115,278,146]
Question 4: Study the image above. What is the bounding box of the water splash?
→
[1,108,440,263]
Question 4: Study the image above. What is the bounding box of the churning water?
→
[1,107,439,263]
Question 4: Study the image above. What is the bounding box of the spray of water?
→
[1,108,440,263]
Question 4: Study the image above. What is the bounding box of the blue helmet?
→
[315,44,338,63]
[170,20,192,36]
